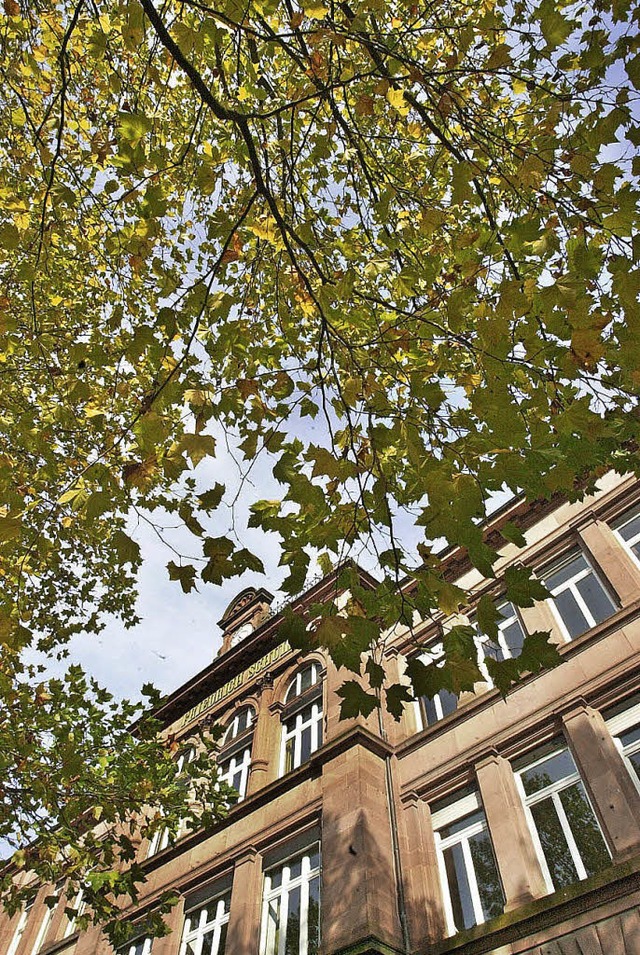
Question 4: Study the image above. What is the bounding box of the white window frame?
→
[613,506,640,568]
[432,792,502,936]
[515,745,610,892]
[218,746,252,802]
[179,892,230,955]
[260,845,320,955]
[284,664,321,704]
[542,549,614,642]
[279,701,323,776]
[63,887,86,938]
[475,601,527,664]
[413,644,461,731]
[120,938,152,955]
[6,899,34,955]
[222,707,255,745]
[30,884,62,955]
[606,698,640,796]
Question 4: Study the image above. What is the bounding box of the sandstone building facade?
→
[4,471,640,955]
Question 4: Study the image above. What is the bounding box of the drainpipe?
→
[378,707,411,953]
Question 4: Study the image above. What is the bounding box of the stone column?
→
[380,648,416,746]
[247,675,279,795]
[475,753,548,910]
[576,514,640,607]
[225,848,263,955]
[320,742,403,953]
[519,599,562,645]
[562,702,640,861]
[397,793,447,949]
[153,895,185,955]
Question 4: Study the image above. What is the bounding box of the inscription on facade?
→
[178,641,292,728]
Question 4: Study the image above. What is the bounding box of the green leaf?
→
[476,595,502,640]
[385,683,413,721]
[167,561,198,594]
[199,483,225,511]
[503,566,550,607]
[112,530,141,566]
[500,522,527,547]
[336,681,379,719]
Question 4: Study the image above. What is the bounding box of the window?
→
[476,601,526,662]
[284,664,321,704]
[613,506,640,563]
[260,845,320,955]
[280,666,323,775]
[180,892,230,955]
[432,791,504,935]
[120,939,152,955]
[63,886,87,938]
[6,898,34,955]
[515,742,610,892]
[222,706,254,744]
[147,747,196,857]
[30,883,63,955]
[605,696,640,795]
[218,706,254,802]
[415,644,458,729]
[541,549,615,641]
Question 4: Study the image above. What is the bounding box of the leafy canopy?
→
[1,0,640,934]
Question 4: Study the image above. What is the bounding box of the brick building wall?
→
[3,471,640,955]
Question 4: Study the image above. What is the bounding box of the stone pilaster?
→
[225,848,263,955]
[576,515,640,607]
[475,753,548,910]
[397,793,447,948]
[562,702,640,861]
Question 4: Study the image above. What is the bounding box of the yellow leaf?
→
[386,88,406,111]
[305,3,329,18]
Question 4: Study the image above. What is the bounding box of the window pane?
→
[264,898,280,955]
[285,736,295,774]
[553,589,590,639]
[284,885,301,955]
[468,830,504,920]
[619,724,640,749]
[627,749,640,783]
[300,726,312,765]
[559,782,609,876]
[443,843,476,931]
[300,666,315,693]
[289,858,302,880]
[529,797,578,889]
[218,923,227,955]
[545,553,587,590]
[520,749,577,796]
[574,574,614,626]
[618,513,640,543]
[422,695,438,727]
[502,620,525,657]
[200,929,214,955]
[308,846,320,871]
[440,689,458,719]
[439,810,484,841]
[308,877,320,955]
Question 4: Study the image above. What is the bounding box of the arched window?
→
[218,705,255,802]
[280,663,323,776]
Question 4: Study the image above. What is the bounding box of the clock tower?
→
[216,586,274,656]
